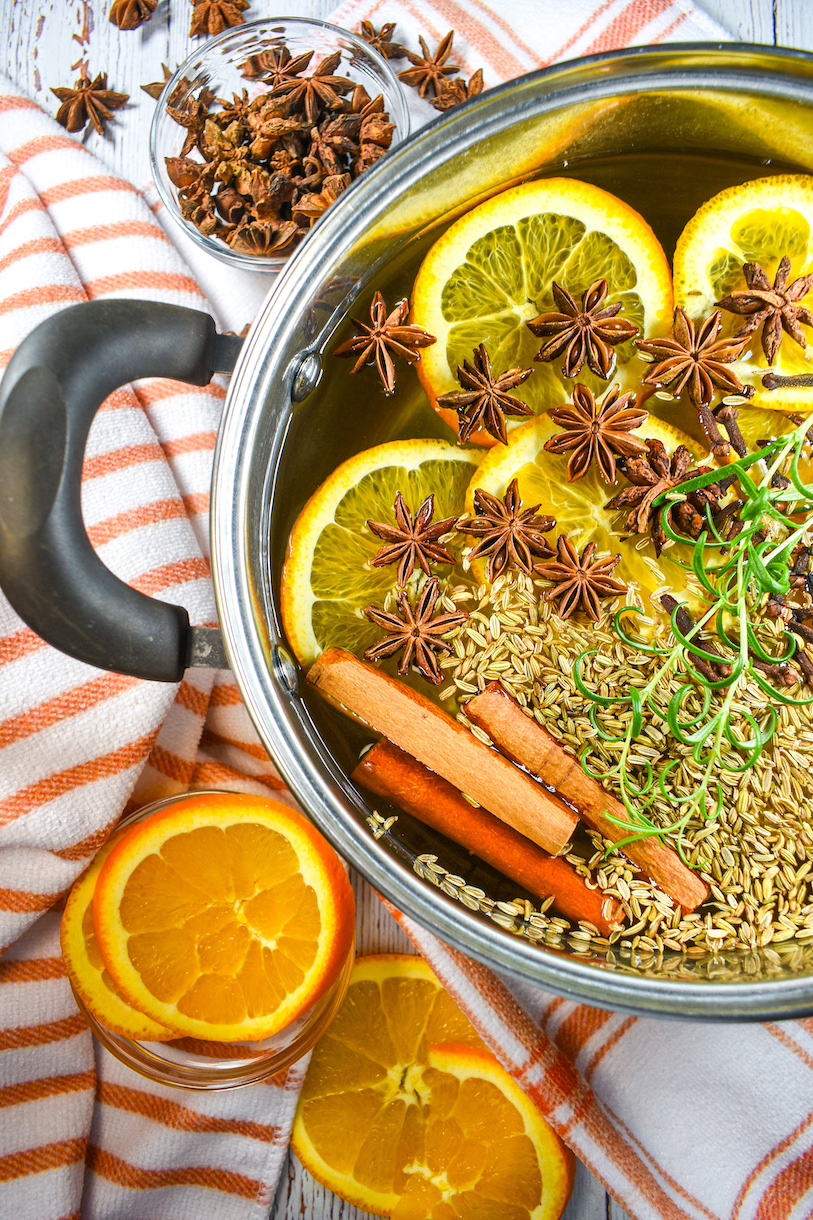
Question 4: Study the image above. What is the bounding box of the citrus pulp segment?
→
[60,830,176,1042]
[467,413,708,606]
[281,438,481,668]
[673,174,813,412]
[411,177,673,444]
[291,954,573,1219]
[92,793,355,1043]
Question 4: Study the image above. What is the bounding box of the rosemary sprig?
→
[574,416,813,863]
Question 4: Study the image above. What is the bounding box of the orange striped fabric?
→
[0,70,297,1220]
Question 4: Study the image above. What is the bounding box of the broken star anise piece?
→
[366,492,456,587]
[543,383,648,483]
[605,438,721,555]
[716,255,813,366]
[270,51,354,126]
[358,21,407,60]
[333,292,436,394]
[398,31,459,99]
[527,279,639,380]
[363,577,467,684]
[431,69,485,112]
[52,71,128,136]
[535,535,627,621]
[190,0,249,37]
[456,479,555,583]
[437,344,533,445]
[109,0,156,29]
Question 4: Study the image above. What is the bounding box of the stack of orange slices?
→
[60,792,356,1044]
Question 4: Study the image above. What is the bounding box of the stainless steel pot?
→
[4,44,813,1019]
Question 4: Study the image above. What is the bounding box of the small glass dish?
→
[70,791,356,1090]
[149,17,411,273]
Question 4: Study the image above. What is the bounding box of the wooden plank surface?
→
[1,1,811,1218]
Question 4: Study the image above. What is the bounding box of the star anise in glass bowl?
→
[148,18,410,271]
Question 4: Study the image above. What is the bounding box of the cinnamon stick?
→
[464,683,709,912]
[353,738,617,935]
[307,649,579,855]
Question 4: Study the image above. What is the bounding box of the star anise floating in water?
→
[334,292,437,394]
[636,307,747,406]
[366,493,456,586]
[456,479,556,582]
[527,279,639,379]
[190,0,249,37]
[716,255,813,366]
[605,438,721,555]
[543,383,648,483]
[535,536,627,621]
[52,71,129,136]
[363,578,467,684]
[109,0,156,29]
[437,344,533,444]
[397,31,459,98]
[636,308,751,456]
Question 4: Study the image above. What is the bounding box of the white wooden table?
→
[3,1,811,1217]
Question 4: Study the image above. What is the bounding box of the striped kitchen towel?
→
[0,76,302,1220]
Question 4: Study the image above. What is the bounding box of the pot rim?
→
[211,41,813,1019]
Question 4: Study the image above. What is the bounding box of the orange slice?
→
[281,438,481,669]
[92,793,355,1042]
[60,830,175,1042]
[673,174,813,413]
[412,177,673,445]
[292,954,574,1218]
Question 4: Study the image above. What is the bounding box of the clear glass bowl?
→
[149,18,411,273]
[71,791,355,1089]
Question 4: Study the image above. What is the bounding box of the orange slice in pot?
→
[281,438,482,669]
[411,177,673,445]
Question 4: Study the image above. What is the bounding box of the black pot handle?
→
[0,300,243,682]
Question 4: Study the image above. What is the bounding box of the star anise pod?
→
[241,47,314,88]
[527,279,639,379]
[636,307,748,408]
[535,536,627,621]
[52,71,128,136]
[363,578,467,684]
[430,69,485,112]
[716,255,813,366]
[142,64,174,101]
[543,383,648,483]
[292,173,351,227]
[227,218,299,256]
[366,493,456,586]
[270,51,354,126]
[190,0,249,37]
[437,344,533,444]
[358,21,407,60]
[398,31,459,99]
[167,87,214,157]
[605,438,721,554]
[456,479,555,582]
[333,292,436,394]
[110,0,156,28]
